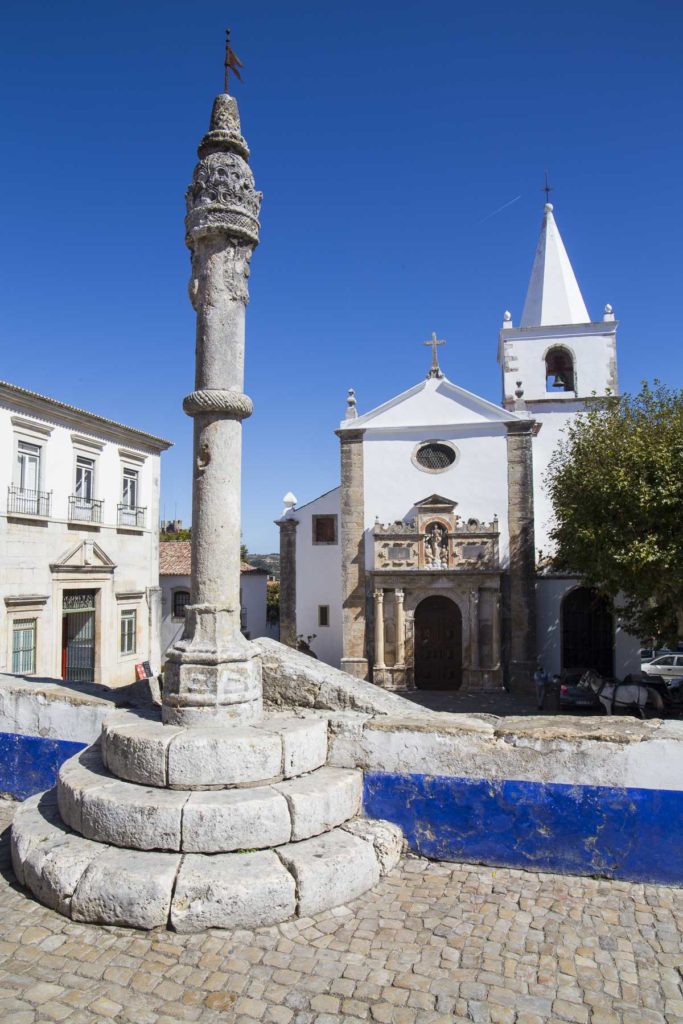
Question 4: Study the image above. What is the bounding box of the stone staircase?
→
[11,708,403,932]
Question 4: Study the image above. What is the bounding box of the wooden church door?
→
[414,596,463,689]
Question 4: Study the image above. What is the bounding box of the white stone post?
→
[395,589,405,666]
[373,590,385,670]
[163,93,263,726]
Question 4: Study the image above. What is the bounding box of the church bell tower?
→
[498,203,618,408]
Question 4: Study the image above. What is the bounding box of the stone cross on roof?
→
[424,332,445,379]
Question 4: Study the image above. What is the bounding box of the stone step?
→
[58,744,362,853]
[101,708,328,790]
[12,788,404,931]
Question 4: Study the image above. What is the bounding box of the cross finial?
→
[542,170,553,204]
[224,29,244,93]
[423,332,445,379]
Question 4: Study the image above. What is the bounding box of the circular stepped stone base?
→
[101,708,328,789]
[58,743,362,853]
[11,789,403,932]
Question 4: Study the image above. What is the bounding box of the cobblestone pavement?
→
[1,800,682,1024]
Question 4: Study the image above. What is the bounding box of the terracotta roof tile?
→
[159,541,265,576]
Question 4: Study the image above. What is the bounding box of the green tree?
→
[546,381,683,644]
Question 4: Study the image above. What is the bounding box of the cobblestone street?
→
[1,800,682,1024]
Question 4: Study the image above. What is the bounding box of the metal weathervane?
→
[224,29,244,93]
[542,170,553,203]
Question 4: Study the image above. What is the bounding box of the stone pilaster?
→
[505,420,537,696]
[163,93,263,726]
[277,516,298,648]
[336,428,368,679]
[373,590,385,670]
[395,590,405,666]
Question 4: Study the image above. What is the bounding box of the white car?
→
[642,653,683,679]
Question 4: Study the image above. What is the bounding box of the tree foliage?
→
[546,381,683,644]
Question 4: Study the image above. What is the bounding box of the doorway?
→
[62,590,97,684]
[561,587,614,677]
[414,595,463,689]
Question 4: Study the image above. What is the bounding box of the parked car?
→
[641,653,683,679]
[558,668,602,711]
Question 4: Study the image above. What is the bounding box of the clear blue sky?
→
[2,1,681,552]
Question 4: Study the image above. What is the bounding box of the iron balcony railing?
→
[68,495,104,523]
[7,485,52,517]
[117,503,146,528]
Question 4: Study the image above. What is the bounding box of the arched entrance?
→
[561,587,614,677]
[414,595,462,689]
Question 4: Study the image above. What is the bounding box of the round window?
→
[415,442,456,471]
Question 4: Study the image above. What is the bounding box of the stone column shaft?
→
[277,517,298,648]
[491,590,502,670]
[337,428,368,679]
[469,589,480,669]
[505,421,537,695]
[373,590,385,669]
[395,589,405,666]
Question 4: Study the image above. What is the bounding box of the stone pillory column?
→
[163,91,263,725]
[277,513,298,649]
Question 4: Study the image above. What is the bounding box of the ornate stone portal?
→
[11,70,402,932]
[372,494,503,690]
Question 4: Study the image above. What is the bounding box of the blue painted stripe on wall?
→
[364,771,683,886]
[0,732,86,801]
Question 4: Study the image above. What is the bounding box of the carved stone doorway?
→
[414,595,463,690]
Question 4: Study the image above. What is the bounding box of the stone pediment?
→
[50,540,116,574]
[413,494,458,512]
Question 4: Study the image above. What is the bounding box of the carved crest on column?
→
[186,150,262,246]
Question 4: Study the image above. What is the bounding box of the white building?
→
[278,204,640,691]
[159,540,269,662]
[0,381,172,687]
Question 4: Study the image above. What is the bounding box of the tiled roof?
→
[0,380,173,450]
[159,541,265,576]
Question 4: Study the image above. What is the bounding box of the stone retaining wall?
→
[2,649,682,885]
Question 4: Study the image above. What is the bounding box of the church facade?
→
[277,204,640,692]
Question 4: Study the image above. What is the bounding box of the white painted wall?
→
[0,393,167,687]
[362,426,511,567]
[159,569,269,664]
[292,488,343,667]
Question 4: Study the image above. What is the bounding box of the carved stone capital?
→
[186,149,262,247]
[182,390,254,420]
[373,590,385,602]
[395,589,405,602]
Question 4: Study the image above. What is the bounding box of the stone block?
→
[170,850,296,932]
[256,714,328,777]
[57,743,118,834]
[277,828,380,916]
[166,725,282,789]
[10,790,60,887]
[101,709,183,787]
[182,787,291,853]
[79,778,186,851]
[341,817,404,874]
[275,767,362,840]
[71,847,180,929]
[23,830,102,916]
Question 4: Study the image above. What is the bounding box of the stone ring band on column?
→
[182,389,254,420]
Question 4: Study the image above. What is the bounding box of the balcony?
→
[7,485,51,518]
[68,495,104,524]
[117,503,146,529]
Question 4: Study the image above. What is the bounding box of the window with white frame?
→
[17,441,41,492]
[120,609,137,655]
[122,467,138,507]
[12,619,36,674]
[75,456,95,501]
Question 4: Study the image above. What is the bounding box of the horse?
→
[578,668,664,718]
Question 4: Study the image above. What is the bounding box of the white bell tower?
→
[498,203,618,408]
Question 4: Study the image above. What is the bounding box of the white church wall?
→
[527,402,580,555]
[293,488,343,666]
[362,427,511,568]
